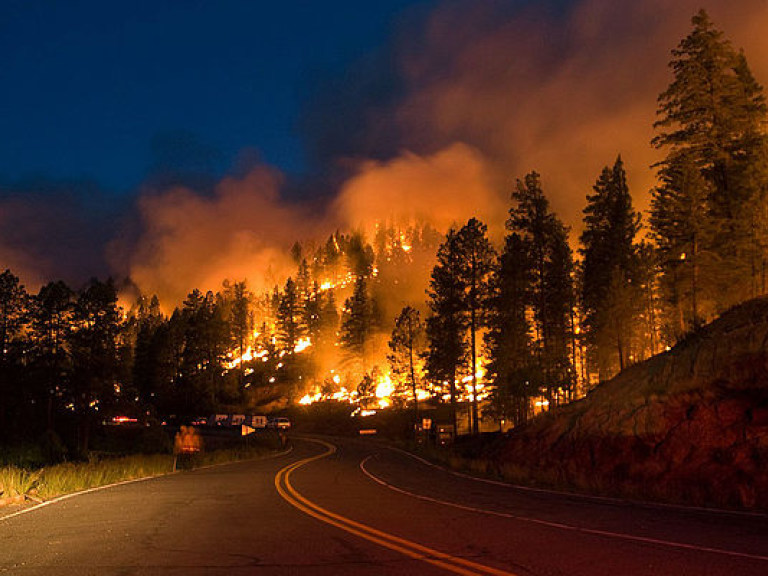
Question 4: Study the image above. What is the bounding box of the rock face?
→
[498,297,768,510]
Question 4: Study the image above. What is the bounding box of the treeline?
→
[425,11,768,430]
[0,225,441,454]
[2,10,767,451]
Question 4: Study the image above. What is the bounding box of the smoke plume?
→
[123,0,768,305]
[385,0,768,230]
[127,166,317,306]
[335,143,506,235]
[4,0,767,307]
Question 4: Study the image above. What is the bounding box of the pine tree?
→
[634,242,662,359]
[345,232,375,278]
[0,269,28,370]
[231,282,251,365]
[295,259,312,300]
[654,10,766,210]
[276,278,305,353]
[319,289,340,346]
[653,9,768,313]
[425,228,466,431]
[178,289,228,413]
[69,278,121,453]
[339,277,374,376]
[0,270,30,439]
[650,154,719,336]
[579,156,641,378]
[388,305,425,422]
[508,172,576,406]
[454,218,496,434]
[31,281,74,438]
[543,220,577,403]
[485,232,536,425]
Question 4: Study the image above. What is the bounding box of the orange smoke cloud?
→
[391,0,768,233]
[46,0,768,308]
[128,165,317,305]
[335,142,506,236]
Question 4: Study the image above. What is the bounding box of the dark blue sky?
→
[0,0,428,193]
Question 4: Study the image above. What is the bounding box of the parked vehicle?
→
[267,417,291,430]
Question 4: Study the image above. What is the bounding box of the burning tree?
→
[387,305,425,422]
[339,276,376,379]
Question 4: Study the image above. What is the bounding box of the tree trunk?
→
[407,316,419,425]
[450,366,457,433]
[691,236,699,329]
[470,305,479,435]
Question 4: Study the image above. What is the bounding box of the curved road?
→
[1,436,767,575]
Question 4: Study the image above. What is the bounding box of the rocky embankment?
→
[498,297,768,510]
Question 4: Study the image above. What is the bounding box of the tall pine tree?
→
[508,172,576,406]
[485,232,535,426]
[454,218,495,434]
[653,9,768,318]
[579,156,641,379]
[388,305,425,422]
[425,228,466,431]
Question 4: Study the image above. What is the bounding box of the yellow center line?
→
[274,439,518,576]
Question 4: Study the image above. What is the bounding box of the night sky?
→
[0,0,430,191]
[1,0,765,300]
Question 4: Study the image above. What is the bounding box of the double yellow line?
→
[274,439,517,576]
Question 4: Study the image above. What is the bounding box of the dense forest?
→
[2,11,766,455]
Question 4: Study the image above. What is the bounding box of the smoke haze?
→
[126,166,316,306]
[2,0,767,305]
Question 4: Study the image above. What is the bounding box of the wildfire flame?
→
[294,337,312,353]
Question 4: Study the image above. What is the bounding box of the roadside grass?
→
[1,440,281,504]
[34,454,176,499]
[0,466,41,499]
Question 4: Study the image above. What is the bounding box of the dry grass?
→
[1,443,278,503]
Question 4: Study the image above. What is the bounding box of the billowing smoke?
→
[127,165,317,306]
[385,0,768,229]
[122,0,768,305]
[335,143,506,235]
[4,0,767,306]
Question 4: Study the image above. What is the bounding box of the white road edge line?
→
[0,445,294,523]
[360,454,768,563]
[386,446,768,519]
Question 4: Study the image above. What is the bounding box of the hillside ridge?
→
[496,297,768,510]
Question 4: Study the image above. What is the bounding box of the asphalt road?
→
[1,436,767,575]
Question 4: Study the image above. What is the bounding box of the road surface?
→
[1,436,767,575]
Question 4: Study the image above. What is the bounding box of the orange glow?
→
[294,337,312,353]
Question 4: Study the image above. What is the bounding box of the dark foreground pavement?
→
[1,437,767,575]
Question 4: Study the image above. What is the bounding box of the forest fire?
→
[2,6,765,446]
